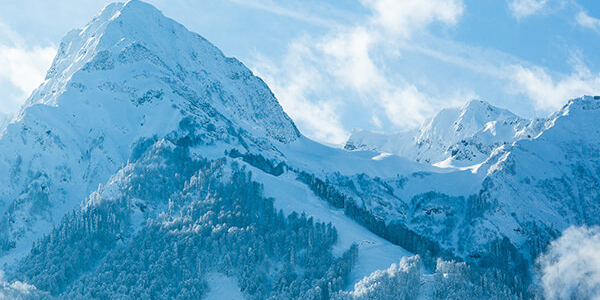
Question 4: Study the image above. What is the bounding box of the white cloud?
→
[252,42,348,143]
[0,23,55,114]
[362,0,463,37]
[222,0,342,28]
[319,27,384,92]
[577,11,600,33]
[537,226,600,300]
[379,85,434,127]
[251,0,467,143]
[509,0,547,19]
[510,63,600,111]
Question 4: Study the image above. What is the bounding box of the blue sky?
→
[1,0,600,143]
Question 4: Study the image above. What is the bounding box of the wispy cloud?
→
[537,226,600,300]
[402,28,600,115]
[252,41,348,142]
[576,11,600,33]
[246,0,600,143]
[509,0,548,19]
[223,0,347,29]
[250,0,467,143]
[363,0,464,37]
[394,36,519,79]
[509,59,600,111]
[0,23,55,113]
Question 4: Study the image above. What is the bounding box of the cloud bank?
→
[537,226,600,300]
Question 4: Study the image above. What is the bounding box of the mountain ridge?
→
[344,99,545,167]
[0,1,599,299]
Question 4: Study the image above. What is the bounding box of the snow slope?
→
[338,96,600,285]
[0,111,9,133]
[251,169,411,285]
[474,96,600,253]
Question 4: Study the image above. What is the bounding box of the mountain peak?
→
[40,0,209,88]
[418,100,521,142]
[533,95,600,144]
[457,100,519,125]
[541,95,600,128]
[460,100,495,118]
[462,99,491,110]
[560,95,600,114]
[26,0,299,144]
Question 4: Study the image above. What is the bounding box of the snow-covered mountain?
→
[344,100,544,167]
[338,96,600,297]
[0,0,299,263]
[0,1,412,298]
[478,96,600,247]
[0,1,598,299]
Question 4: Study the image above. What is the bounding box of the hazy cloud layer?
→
[252,0,600,143]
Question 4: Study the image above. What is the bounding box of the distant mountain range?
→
[344,99,546,168]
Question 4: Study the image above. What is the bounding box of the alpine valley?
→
[0,1,598,299]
